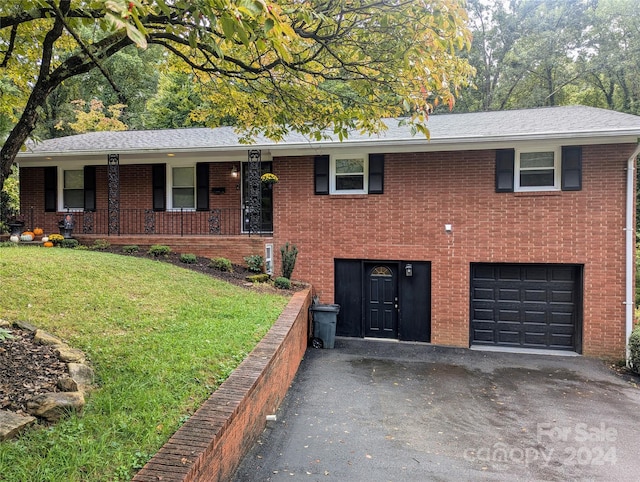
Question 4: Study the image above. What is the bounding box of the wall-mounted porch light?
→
[231,165,239,178]
[405,264,413,277]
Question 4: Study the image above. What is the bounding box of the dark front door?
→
[365,263,398,338]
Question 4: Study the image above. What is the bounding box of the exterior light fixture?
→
[405,264,413,277]
[231,165,239,178]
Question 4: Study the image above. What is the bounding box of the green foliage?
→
[180,253,197,264]
[629,326,640,374]
[147,245,172,257]
[0,328,14,341]
[60,239,79,249]
[0,249,287,481]
[247,274,270,283]
[244,254,264,273]
[0,241,18,248]
[209,257,233,272]
[280,242,298,280]
[274,277,291,290]
[73,244,89,251]
[90,239,111,251]
[122,245,139,254]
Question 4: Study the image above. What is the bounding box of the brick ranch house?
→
[12,105,640,359]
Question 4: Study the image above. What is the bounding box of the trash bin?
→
[310,303,340,349]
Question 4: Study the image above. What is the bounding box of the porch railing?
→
[13,208,272,237]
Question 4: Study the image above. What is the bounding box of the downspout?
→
[625,142,640,366]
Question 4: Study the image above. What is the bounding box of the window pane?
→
[336,159,364,174]
[173,188,194,208]
[336,175,364,190]
[64,170,84,189]
[520,152,554,169]
[173,167,194,187]
[520,170,555,187]
[64,189,84,209]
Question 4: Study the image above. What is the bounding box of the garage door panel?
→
[471,264,581,352]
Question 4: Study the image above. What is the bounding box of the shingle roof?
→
[20,105,640,157]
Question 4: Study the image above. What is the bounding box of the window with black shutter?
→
[314,155,330,195]
[196,162,210,211]
[152,164,166,211]
[368,154,384,194]
[561,146,582,191]
[44,166,57,212]
[84,166,96,211]
[495,149,515,192]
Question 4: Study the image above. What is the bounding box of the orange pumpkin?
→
[22,231,35,238]
[43,241,54,248]
[33,227,43,236]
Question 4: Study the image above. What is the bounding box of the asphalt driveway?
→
[232,338,640,481]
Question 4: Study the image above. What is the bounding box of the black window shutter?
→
[83,166,96,212]
[44,166,57,212]
[495,149,515,192]
[152,164,166,211]
[196,162,209,211]
[368,154,384,194]
[314,155,330,195]
[561,146,582,191]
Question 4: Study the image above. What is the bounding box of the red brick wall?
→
[271,145,636,358]
[132,287,312,482]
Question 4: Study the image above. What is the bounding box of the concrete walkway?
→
[232,338,640,481]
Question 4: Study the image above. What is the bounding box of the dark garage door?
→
[470,264,582,352]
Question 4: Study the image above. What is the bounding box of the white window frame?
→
[330,155,368,194]
[515,147,561,192]
[58,167,84,212]
[168,165,196,210]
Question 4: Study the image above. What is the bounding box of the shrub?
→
[74,244,89,250]
[60,239,79,249]
[90,239,111,251]
[274,276,291,289]
[630,327,640,374]
[122,245,139,254]
[246,274,270,283]
[180,253,197,264]
[0,241,18,248]
[244,254,264,273]
[280,242,298,280]
[209,257,233,272]
[148,244,172,257]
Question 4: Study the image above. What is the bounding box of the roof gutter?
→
[626,142,640,366]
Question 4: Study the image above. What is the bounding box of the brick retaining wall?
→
[132,287,312,482]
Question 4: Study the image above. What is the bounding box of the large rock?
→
[34,329,63,346]
[26,392,85,422]
[67,363,95,389]
[57,376,79,392]
[14,320,37,332]
[0,410,36,441]
[0,319,10,328]
[56,345,85,363]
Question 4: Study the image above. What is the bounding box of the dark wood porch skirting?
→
[132,287,312,482]
[74,235,272,265]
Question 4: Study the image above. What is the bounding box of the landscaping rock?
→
[57,376,79,392]
[67,363,95,389]
[56,345,85,363]
[14,320,37,332]
[0,319,10,328]
[0,410,36,441]
[26,392,85,422]
[34,329,64,346]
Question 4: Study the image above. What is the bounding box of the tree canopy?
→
[0,0,474,190]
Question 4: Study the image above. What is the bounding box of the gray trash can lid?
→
[310,303,340,313]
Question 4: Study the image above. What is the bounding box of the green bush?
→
[246,274,270,283]
[209,257,233,272]
[0,241,19,248]
[244,254,264,273]
[122,245,139,254]
[280,242,298,280]
[90,239,111,251]
[274,276,291,289]
[148,244,172,257]
[60,238,79,249]
[180,253,197,264]
[629,327,640,374]
[74,244,89,250]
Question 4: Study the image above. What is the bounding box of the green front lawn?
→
[0,247,288,481]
